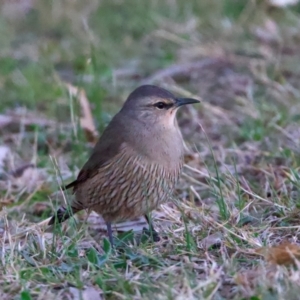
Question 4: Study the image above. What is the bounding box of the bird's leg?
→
[143,214,160,242]
[106,222,114,247]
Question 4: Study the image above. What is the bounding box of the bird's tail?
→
[48,206,73,225]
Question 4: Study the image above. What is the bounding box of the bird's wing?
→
[64,114,127,192]
[64,144,121,191]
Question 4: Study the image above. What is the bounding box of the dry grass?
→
[0,0,300,299]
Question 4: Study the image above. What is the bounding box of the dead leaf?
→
[0,197,15,210]
[253,19,280,42]
[11,164,46,193]
[184,152,200,164]
[31,202,51,216]
[235,265,276,297]
[200,232,223,249]
[255,241,300,265]
[0,109,55,133]
[235,268,261,296]
[10,163,35,178]
[66,83,99,144]
[68,286,103,300]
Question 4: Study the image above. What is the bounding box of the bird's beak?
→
[175,97,200,107]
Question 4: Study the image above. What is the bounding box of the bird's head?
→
[121,85,200,127]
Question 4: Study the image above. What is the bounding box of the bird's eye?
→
[154,102,166,109]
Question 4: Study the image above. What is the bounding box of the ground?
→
[0,1,300,299]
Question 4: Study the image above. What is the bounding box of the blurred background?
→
[1,1,299,114]
[1,0,300,131]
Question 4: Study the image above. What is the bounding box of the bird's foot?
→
[142,227,160,242]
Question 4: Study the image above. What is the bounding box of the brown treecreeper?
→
[49,85,200,245]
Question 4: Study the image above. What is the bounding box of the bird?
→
[48,85,200,246]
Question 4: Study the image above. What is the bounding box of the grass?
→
[1,0,300,299]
